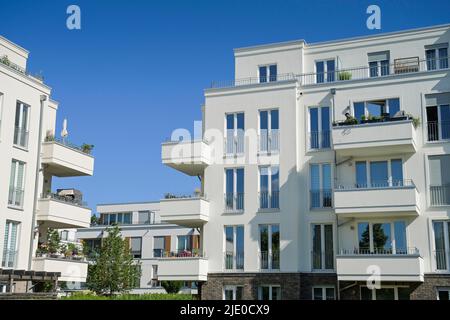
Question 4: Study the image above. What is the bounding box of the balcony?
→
[336,248,424,282]
[430,185,450,206]
[332,119,417,156]
[427,121,450,142]
[334,180,419,217]
[32,256,88,282]
[159,196,210,227]
[161,140,211,176]
[157,251,208,281]
[37,192,91,228]
[41,139,94,177]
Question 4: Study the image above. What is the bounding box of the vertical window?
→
[259,109,279,153]
[258,286,281,300]
[225,113,244,155]
[153,236,166,257]
[60,230,69,241]
[426,44,448,71]
[8,159,25,208]
[225,168,244,212]
[437,288,450,300]
[224,286,243,300]
[368,51,390,77]
[130,237,142,258]
[313,287,336,300]
[2,221,19,268]
[356,161,367,188]
[259,166,279,209]
[259,64,277,83]
[259,224,280,270]
[310,163,332,208]
[426,93,450,142]
[433,221,450,270]
[309,107,330,149]
[370,161,389,187]
[177,235,192,253]
[312,224,334,270]
[429,155,450,206]
[315,59,335,83]
[224,226,244,270]
[151,265,159,287]
[138,211,153,224]
[14,101,30,148]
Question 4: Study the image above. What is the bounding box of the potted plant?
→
[338,71,352,81]
[344,116,358,125]
[81,143,94,154]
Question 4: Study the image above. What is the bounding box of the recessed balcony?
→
[161,140,211,176]
[334,180,419,217]
[32,256,88,282]
[159,196,209,227]
[157,252,208,281]
[41,139,94,177]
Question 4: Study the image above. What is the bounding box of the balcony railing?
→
[224,135,245,155]
[1,250,18,268]
[259,250,280,270]
[338,247,419,255]
[8,187,24,208]
[310,189,332,209]
[430,185,450,206]
[311,250,335,270]
[259,131,280,153]
[224,192,244,212]
[35,251,86,262]
[153,249,204,258]
[210,73,296,88]
[259,191,280,210]
[309,131,331,150]
[224,252,244,270]
[434,250,449,270]
[13,127,29,149]
[427,121,450,142]
[41,192,88,207]
[335,179,415,190]
[44,136,93,155]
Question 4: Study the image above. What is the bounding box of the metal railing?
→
[427,121,450,142]
[224,252,244,270]
[259,191,280,209]
[338,247,419,255]
[311,250,335,270]
[8,187,24,208]
[1,250,18,268]
[224,135,245,155]
[41,192,88,207]
[259,250,280,270]
[259,130,280,153]
[309,131,331,150]
[44,136,93,155]
[310,189,332,208]
[434,250,449,270]
[209,56,449,89]
[335,179,415,190]
[430,185,450,206]
[0,55,44,81]
[224,192,244,212]
[154,249,204,258]
[13,127,29,149]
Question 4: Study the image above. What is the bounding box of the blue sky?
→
[1,0,449,211]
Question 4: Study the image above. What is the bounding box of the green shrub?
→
[62,293,193,300]
[161,281,184,294]
[338,71,352,81]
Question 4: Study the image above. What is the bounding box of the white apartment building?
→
[160,24,450,300]
[77,201,200,294]
[0,35,95,293]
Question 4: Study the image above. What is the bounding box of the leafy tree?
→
[90,214,99,226]
[161,281,184,294]
[86,225,141,296]
[47,228,61,254]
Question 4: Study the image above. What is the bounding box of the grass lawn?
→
[62,293,195,300]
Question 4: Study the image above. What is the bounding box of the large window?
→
[315,59,335,83]
[310,163,332,208]
[153,236,170,257]
[82,238,101,257]
[225,168,244,212]
[426,93,450,142]
[357,221,407,254]
[100,212,132,225]
[259,64,277,83]
[368,51,390,77]
[224,226,244,270]
[312,224,334,270]
[259,166,279,210]
[259,224,280,270]
[360,286,410,300]
[258,286,281,300]
[353,98,400,122]
[8,159,25,208]
[225,113,244,155]
[224,286,243,300]
[433,221,450,271]
[151,265,160,287]
[13,101,30,148]
[138,211,155,224]
[259,109,279,153]
[177,235,200,255]
[313,287,335,300]
[354,159,404,188]
[425,43,448,71]
[130,237,142,259]
[2,221,19,268]
[429,155,450,206]
[309,107,331,149]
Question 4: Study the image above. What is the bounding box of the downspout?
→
[28,94,47,271]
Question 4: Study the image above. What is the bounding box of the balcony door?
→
[2,221,19,268]
[426,93,450,142]
[429,155,450,206]
[312,224,334,270]
[225,168,244,211]
[355,159,403,188]
[259,109,279,153]
[357,221,407,254]
[433,221,450,271]
[226,113,244,155]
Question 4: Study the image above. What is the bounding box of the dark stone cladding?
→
[411,274,450,300]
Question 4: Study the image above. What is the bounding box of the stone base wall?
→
[411,274,450,300]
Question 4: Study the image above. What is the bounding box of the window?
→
[309,107,330,149]
[8,159,25,208]
[259,64,277,83]
[353,98,400,122]
[310,163,332,208]
[312,224,334,270]
[153,236,170,257]
[429,155,450,206]
[353,159,404,189]
[151,265,160,287]
[437,288,450,300]
[425,43,448,71]
[131,265,141,288]
[2,221,19,268]
[357,221,407,254]
[433,221,450,270]
[259,109,279,153]
[313,287,335,300]
[0,93,3,136]
[360,286,410,300]
[60,230,69,241]
[100,212,132,225]
[368,51,390,77]
[259,166,279,209]
[224,226,244,270]
[259,224,280,270]
[224,286,243,300]
[258,286,281,300]
[315,59,335,83]
[83,239,101,257]
[225,168,244,212]
[138,211,154,224]
[225,113,244,155]
[130,237,142,258]
[426,93,450,142]
[13,101,30,148]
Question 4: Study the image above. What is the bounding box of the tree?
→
[161,281,184,294]
[86,225,141,296]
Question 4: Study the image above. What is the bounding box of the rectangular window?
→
[310,163,332,208]
[353,98,400,123]
[224,226,244,270]
[130,237,142,258]
[259,166,279,209]
[313,287,336,300]
[259,109,279,153]
[224,286,243,300]
[437,288,450,300]
[312,224,334,270]
[368,51,390,77]
[259,64,277,83]
[225,113,244,155]
[151,265,160,287]
[259,224,280,270]
[357,221,406,254]
[13,101,30,148]
[360,286,410,300]
[426,93,450,142]
[225,168,244,212]
[429,155,450,206]
[8,159,25,208]
[353,159,404,189]
[426,44,448,71]
[153,236,166,257]
[258,286,281,300]
[309,106,331,149]
[2,221,19,268]
[433,221,450,270]
[60,230,69,241]
[315,59,335,83]
[138,211,154,224]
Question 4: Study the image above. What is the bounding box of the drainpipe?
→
[28,94,47,271]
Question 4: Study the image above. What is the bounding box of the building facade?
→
[77,201,200,294]
[160,24,450,300]
[0,35,95,292]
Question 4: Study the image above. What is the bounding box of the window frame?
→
[13,101,31,149]
[356,220,407,254]
[315,59,336,83]
[223,285,244,300]
[258,224,280,271]
[308,106,331,150]
[309,162,333,209]
[258,108,280,154]
[311,223,334,271]
[8,159,26,209]
[312,286,336,300]
[224,225,244,270]
[257,285,281,300]
[258,64,277,83]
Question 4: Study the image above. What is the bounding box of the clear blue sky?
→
[1,0,449,211]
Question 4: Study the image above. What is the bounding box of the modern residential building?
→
[160,23,450,300]
[0,35,95,293]
[77,201,200,294]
